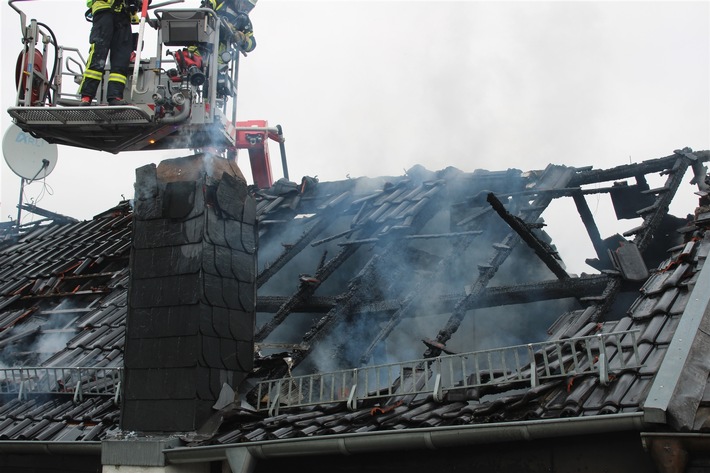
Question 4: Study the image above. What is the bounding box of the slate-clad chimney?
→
[122,155,256,432]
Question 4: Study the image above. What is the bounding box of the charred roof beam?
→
[256,216,328,288]
[255,201,402,342]
[572,191,608,264]
[337,230,483,247]
[358,230,485,365]
[254,244,357,342]
[425,165,576,358]
[248,187,446,393]
[588,154,691,323]
[487,192,569,280]
[257,295,336,313]
[632,154,690,252]
[256,273,613,314]
[256,191,353,288]
[247,245,401,403]
[569,149,708,187]
[19,204,78,224]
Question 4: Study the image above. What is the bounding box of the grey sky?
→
[1,1,709,271]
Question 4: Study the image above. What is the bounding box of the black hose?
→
[36,22,59,104]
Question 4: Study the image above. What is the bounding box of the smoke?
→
[257,174,401,295]
[32,331,74,365]
[303,241,574,378]
[283,168,587,377]
[31,301,78,365]
[0,299,79,369]
[255,175,399,353]
[202,152,217,179]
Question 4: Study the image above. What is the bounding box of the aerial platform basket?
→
[7,104,235,153]
[6,0,287,188]
[8,0,242,154]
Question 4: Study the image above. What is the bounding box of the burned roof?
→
[0,203,130,442]
[191,230,710,444]
[1,148,709,447]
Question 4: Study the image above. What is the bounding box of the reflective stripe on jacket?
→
[86,0,128,15]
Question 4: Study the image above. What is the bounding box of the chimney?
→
[122,154,256,432]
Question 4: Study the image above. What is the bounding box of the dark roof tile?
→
[640,269,671,296]
[17,418,52,440]
[670,288,691,314]
[0,418,34,439]
[638,313,671,343]
[640,344,669,376]
[81,422,108,441]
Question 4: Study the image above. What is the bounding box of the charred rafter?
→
[256,216,328,288]
[256,191,353,288]
[572,191,608,264]
[257,295,336,313]
[424,165,576,358]
[633,154,690,252]
[253,244,404,388]
[568,149,708,187]
[254,181,438,343]
[250,185,446,390]
[358,230,484,365]
[573,155,690,324]
[256,273,613,314]
[337,231,483,247]
[586,154,692,322]
[254,242,360,342]
[487,192,569,280]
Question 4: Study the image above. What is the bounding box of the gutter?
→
[165,412,647,464]
[0,441,101,455]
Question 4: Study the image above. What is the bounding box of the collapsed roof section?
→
[251,149,708,379]
[200,229,710,445]
[0,149,708,446]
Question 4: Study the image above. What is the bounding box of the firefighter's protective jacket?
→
[86,0,130,15]
[203,0,256,52]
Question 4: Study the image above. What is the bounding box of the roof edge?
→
[164,412,646,464]
[644,248,710,427]
[0,441,101,455]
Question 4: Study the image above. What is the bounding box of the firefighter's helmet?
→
[235,0,257,13]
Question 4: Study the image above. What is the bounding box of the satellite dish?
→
[3,124,58,180]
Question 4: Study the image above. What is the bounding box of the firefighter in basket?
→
[79,0,144,106]
[210,0,257,55]
[167,0,256,99]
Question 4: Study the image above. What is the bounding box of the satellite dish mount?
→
[2,124,59,227]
